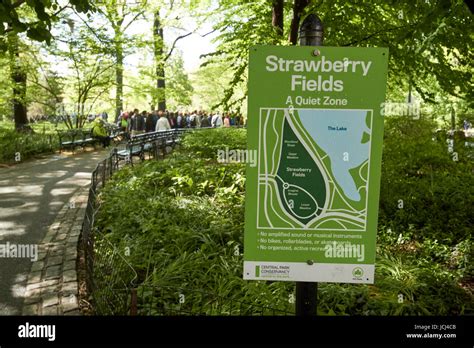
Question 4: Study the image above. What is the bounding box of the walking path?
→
[0,149,108,315]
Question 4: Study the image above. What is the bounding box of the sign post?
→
[243,14,389,314]
[295,13,324,317]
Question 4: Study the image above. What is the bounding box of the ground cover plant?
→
[0,120,97,164]
[95,124,473,315]
[0,120,72,163]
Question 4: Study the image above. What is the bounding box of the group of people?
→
[116,109,245,135]
[83,109,246,148]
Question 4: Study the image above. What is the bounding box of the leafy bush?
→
[379,116,473,243]
[94,126,473,315]
[0,124,58,163]
[180,127,247,159]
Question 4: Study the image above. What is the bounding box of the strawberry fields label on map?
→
[243,45,389,283]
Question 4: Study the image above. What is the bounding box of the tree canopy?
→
[0,0,92,49]
[0,0,472,129]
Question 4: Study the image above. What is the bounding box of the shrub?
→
[0,126,57,163]
[379,116,473,243]
[94,126,473,315]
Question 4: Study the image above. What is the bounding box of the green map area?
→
[258,108,371,231]
[275,118,326,225]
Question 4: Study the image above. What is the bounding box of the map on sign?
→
[257,107,371,231]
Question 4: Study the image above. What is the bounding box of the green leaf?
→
[26,26,50,42]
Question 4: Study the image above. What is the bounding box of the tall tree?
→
[7,29,28,131]
[288,0,309,45]
[154,10,166,111]
[1,0,93,130]
[52,22,115,128]
[150,2,200,111]
[95,0,146,119]
[272,0,284,41]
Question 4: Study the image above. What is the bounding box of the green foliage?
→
[379,116,473,243]
[95,127,473,315]
[200,1,276,110]
[0,120,59,163]
[48,22,115,128]
[180,127,247,159]
[190,60,246,111]
[201,0,472,113]
[132,51,194,110]
[164,53,194,108]
[0,0,93,51]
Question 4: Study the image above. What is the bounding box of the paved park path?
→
[0,148,108,315]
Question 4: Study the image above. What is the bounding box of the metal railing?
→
[80,128,293,316]
[82,148,139,314]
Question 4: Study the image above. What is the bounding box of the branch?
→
[342,24,409,46]
[28,77,61,101]
[72,9,110,45]
[164,31,193,61]
[123,8,147,32]
[29,99,57,108]
[84,86,110,115]
[12,0,26,8]
[199,28,218,38]
[163,28,217,62]
[52,4,69,17]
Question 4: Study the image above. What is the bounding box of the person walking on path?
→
[211,112,223,128]
[156,111,171,131]
[129,109,145,136]
[223,114,230,127]
[145,112,154,133]
[201,113,210,127]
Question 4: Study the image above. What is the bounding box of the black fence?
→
[82,149,138,314]
[81,128,294,316]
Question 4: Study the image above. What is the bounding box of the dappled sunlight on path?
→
[0,149,108,314]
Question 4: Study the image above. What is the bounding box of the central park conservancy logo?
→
[256,264,290,278]
[324,241,365,261]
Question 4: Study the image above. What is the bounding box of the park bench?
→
[105,124,127,145]
[58,125,127,152]
[57,128,99,153]
[114,129,180,166]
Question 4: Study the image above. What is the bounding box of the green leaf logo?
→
[352,267,364,278]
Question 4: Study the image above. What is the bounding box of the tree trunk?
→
[451,105,456,131]
[115,30,124,119]
[154,11,166,111]
[272,0,284,40]
[289,0,310,45]
[8,31,29,132]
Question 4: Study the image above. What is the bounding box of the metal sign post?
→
[295,13,324,317]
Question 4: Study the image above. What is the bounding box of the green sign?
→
[243,45,389,283]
